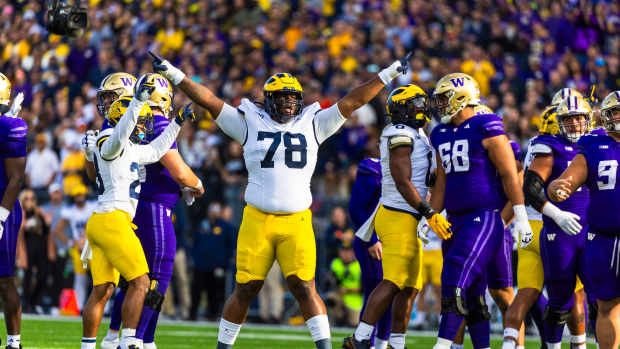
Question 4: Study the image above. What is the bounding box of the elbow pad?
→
[523,170,547,212]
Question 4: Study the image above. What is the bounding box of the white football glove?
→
[82,130,99,161]
[417,216,430,246]
[149,51,186,85]
[377,52,410,85]
[543,203,582,235]
[5,92,24,118]
[182,187,195,206]
[0,206,10,241]
[513,204,534,248]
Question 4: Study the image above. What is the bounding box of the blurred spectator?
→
[324,206,355,262]
[40,183,69,315]
[20,189,51,314]
[25,133,59,204]
[59,138,87,194]
[190,202,235,320]
[258,262,285,324]
[325,239,362,327]
[52,184,95,311]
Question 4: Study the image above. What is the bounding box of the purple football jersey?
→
[510,140,521,162]
[578,134,620,234]
[430,114,506,216]
[138,114,180,208]
[0,116,28,198]
[531,134,589,235]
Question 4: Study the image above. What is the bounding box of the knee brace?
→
[441,287,468,316]
[465,295,491,324]
[118,276,129,293]
[144,280,164,312]
[543,305,571,326]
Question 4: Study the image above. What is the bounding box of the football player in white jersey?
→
[151,50,412,349]
[344,85,452,349]
[79,75,197,349]
[52,184,96,311]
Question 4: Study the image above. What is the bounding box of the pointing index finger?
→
[148,50,163,63]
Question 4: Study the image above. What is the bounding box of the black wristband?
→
[417,200,436,219]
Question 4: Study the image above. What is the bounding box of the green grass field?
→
[4,315,597,348]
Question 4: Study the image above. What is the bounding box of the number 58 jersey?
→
[217,98,346,213]
[430,113,507,216]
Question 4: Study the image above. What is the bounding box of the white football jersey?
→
[379,124,435,214]
[523,136,543,221]
[60,201,96,239]
[92,101,181,218]
[216,98,346,213]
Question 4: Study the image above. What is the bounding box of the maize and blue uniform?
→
[579,133,620,301]
[0,116,27,277]
[530,134,589,343]
[348,158,391,344]
[108,114,180,343]
[431,113,506,348]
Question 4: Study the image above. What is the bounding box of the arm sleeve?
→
[136,121,182,165]
[313,103,347,144]
[100,98,144,160]
[215,103,247,144]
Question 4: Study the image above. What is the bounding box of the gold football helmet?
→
[144,73,173,117]
[107,97,153,143]
[600,91,620,133]
[538,105,559,135]
[263,73,304,123]
[556,95,591,143]
[473,105,493,115]
[386,84,429,129]
[97,72,137,116]
[431,73,480,124]
[551,88,583,106]
[0,72,11,111]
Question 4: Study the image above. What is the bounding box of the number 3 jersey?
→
[216,98,346,213]
[379,123,435,214]
[430,113,507,216]
[578,133,620,235]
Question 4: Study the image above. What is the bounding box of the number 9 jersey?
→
[216,98,346,213]
[430,113,507,216]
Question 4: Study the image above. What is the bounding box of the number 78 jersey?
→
[578,133,620,235]
[430,113,507,216]
[232,98,345,213]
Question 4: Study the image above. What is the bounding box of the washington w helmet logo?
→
[450,78,465,87]
[120,77,133,86]
[156,78,169,88]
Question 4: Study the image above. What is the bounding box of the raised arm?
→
[149,51,247,143]
[137,103,195,166]
[100,78,155,160]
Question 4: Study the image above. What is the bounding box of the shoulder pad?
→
[475,113,504,132]
[383,124,416,138]
[303,101,322,116]
[531,134,562,152]
[591,128,608,136]
[577,134,604,150]
[238,98,260,116]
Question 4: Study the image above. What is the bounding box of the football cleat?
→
[99,337,119,349]
[342,335,371,349]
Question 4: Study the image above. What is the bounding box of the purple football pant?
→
[487,227,514,290]
[353,237,391,342]
[438,209,503,346]
[540,225,587,343]
[586,232,620,301]
[108,201,176,342]
[0,200,22,277]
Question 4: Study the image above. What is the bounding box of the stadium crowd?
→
[0,0,618,326]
